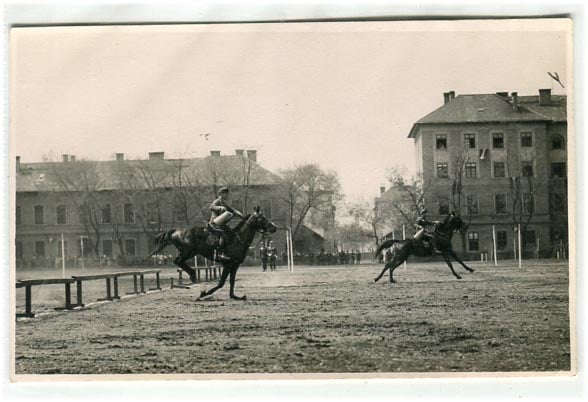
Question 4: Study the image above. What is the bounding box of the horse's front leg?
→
[174,252,197,283]
[449,250,475,273]
[229,265,246,301]
[442,253,462,280]
[199,264,230,299]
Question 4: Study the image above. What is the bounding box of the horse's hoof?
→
[456,275,462,280]
[199,291,207,298]
[469,269,475,273]
[374,278,379,283]
[190,275,197,283]
[230,295,246,301]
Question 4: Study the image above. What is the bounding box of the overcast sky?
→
[11,20,569,202]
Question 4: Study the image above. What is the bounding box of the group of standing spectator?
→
[282,249,363,266]
[259,240,278,271]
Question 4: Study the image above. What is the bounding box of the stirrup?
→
[217,253,230,261]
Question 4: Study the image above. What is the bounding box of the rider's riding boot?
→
[217,235,230,261]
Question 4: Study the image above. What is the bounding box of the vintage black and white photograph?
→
[9,16,574,380]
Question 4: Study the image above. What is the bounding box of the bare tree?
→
[278,164,342,239]
[385,167,427,227]
[43,157,104,259]
[347,200,392,245]
[506,149,541,252]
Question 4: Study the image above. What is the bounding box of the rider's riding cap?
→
[218,187,229,196]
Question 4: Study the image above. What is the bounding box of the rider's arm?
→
[210,199,226,213]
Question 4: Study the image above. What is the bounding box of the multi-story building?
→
[14,150,335,268]
[408,89,568,258]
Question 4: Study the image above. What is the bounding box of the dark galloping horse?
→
[150,207,277,300]
[374,213,475,283]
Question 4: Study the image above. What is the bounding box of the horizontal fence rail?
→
[15,270,162,319]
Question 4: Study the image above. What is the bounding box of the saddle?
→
[205,222,233,247]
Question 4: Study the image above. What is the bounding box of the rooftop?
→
[16,154,280,192]
[408,90,567,138]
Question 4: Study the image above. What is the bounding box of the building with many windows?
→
[14,150,335,268]
[408,89,568,258]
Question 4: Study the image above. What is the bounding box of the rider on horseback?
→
[208,187,243,261]
[415,209,441,255]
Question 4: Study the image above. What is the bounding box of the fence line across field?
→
[16,269,162,319]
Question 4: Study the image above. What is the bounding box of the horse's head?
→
[247,206,277,234]
[446,212,467,232]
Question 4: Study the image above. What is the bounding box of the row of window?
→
[466,230,536,252]
[15,238,137,259]
[436,192,566,216]
[16,200,274,225]
[16,204,137,226]
[435,132,565,151]
[436,161,566,179]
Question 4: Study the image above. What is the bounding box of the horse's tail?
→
[375,239,400,257]
[150,229,176,256]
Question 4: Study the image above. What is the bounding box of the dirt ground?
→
[13,260,571,375]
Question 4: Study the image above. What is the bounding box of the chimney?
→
[380,186,386,195]
[69,155,76,162]
[448,91,455,101]
[235,149,245,157]
[511,92,519,112]
[210,150,221,157]
[246,150,257,162]
[539,88,552,106]
[116,153,124,161]
[16,156,21,173]
[62,154,69,162]
[148,152,165,160]
[443,92,450,104]
[496,91,508,98]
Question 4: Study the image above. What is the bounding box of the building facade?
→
[408,89,568,259]
[14,150,335,268]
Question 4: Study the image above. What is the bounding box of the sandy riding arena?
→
[14,261,571,375]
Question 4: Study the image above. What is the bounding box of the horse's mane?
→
[232,213,252,232]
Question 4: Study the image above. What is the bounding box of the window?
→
[124,203,135,223]
[495,194,507,214]
[438,200,450,215]
[102,240,113,258]
[466,195,479,215]
[436,134,447,150]
[436,163,449,178]
[101,204,112,224]
[522,162,534,177]
[232,199,244,214]
[493,162,506,178]
[57,241,67,258]
[496,231,508,250]
[550,193,566,213]
[464,133,476,149]
[468,232,480,251]
[34,205,44,225]
[145,203,157,223]
[492,133,504,149]
[34,241,45,257]
[16,206,21,225]
[465,162,477,178]
[524,230,537,248]
[125,239,136,257]
[552,135,564,150]
[261,199,272,218]
[521,132,533,147]
[16,241,23,259]
[56,205,67,224]
[79,207,88,224]
[523,193,535,214]
[551,162,566,178]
